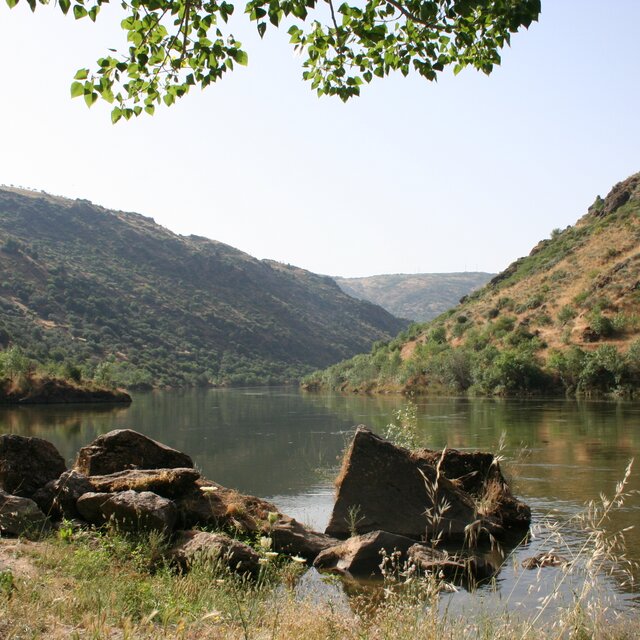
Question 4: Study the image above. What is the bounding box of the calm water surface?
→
[2,388,639,615]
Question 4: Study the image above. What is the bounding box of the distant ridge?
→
[0,187,407,387]
[304,173,640,396]
[335,272,493,322]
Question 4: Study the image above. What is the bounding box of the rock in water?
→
[415,448,531,534]
[0,435,67,498]
[0,490,49,536]
[169,530,260,575]
[74,429,193,475]
[314,530,417,576]
[325,427,478,542]
[270,517,339,561]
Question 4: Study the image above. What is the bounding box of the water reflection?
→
[1,389,638,610]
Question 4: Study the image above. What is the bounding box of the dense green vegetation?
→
[304,174,640,397]
[0,188,406,388]
[304,322,640,397]
[335,272,494,322]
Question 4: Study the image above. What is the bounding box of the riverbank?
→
[0,375,131,405]
[1,530,638,640]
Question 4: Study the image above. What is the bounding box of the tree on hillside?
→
[7,0,540,120]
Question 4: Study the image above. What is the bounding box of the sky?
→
[0,1,639,278]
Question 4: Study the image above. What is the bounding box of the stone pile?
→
[0,426,532,583]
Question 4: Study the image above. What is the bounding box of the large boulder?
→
[0,435,67,498]
[77,490,177,533]
[325,427,480,542]
[89,468,200,499]
[168,530,261,576]
[32,470,95,520]
[0,490,49,537]
[270,517,339,562]
[74,429,193,475]
[313,530,417,577]
[415,448,531,534]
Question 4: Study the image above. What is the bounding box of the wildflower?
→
[200,485,218,493]
[267,511,279,525]
[265,551,279,559]
[259,536,272,550]
[290,555,306,564]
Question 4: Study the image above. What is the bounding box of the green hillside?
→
[335,272,493,322]
[0,188,407,387]
[303,173,640,397]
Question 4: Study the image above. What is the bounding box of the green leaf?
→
[111,107,123,124]
[74,68,89,80]
[58,0,70,13]
[70,82,84,98]
[73,4,87,19]
[5,0,19,8]
[83,91,98,108]
[233,50,248,66]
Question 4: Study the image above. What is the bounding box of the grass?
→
[1,517,638,640]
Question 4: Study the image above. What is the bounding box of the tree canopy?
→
[7,0,540,121]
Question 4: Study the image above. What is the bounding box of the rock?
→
[407,544,468,580]
[77,490,177,533]
[313,530,417,577]
[175,479,279,533]
[32,470,95,520]
[325,427,479,542]
[0,490,49,537]
[76,492,112,524]
[89,468,200,499]
[74,429,193,475]
[415,449,531,534]
[0,434,67,498]
[414,449,500,498]
[522,552,569,569]
[270,517,339,561]
[169,530,260,576]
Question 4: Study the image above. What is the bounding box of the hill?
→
[303,173,640,396]
[334,272,494,322]
[0,188,407,387]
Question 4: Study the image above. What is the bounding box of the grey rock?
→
[74,429,193,476]
[32,470,95,520]
[325,427,478,542]
[0,489,49,537]
[169,530,260,576]
[89,467,200,499]
[270,517,339,562]
[314,530,417,576]
[77,490,177,533]
[0,434,66,498]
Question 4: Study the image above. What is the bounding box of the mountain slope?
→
[335,272,494,322]
[303,173,640,396]
[0,188,407,387]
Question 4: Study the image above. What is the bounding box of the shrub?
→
[557,305,577,326]
[589,311,614,338]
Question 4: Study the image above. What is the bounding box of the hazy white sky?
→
[1,1,638,278]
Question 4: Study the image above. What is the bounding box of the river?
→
[2,388,639,615]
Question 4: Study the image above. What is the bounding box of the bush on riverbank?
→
[0,346,131,403]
